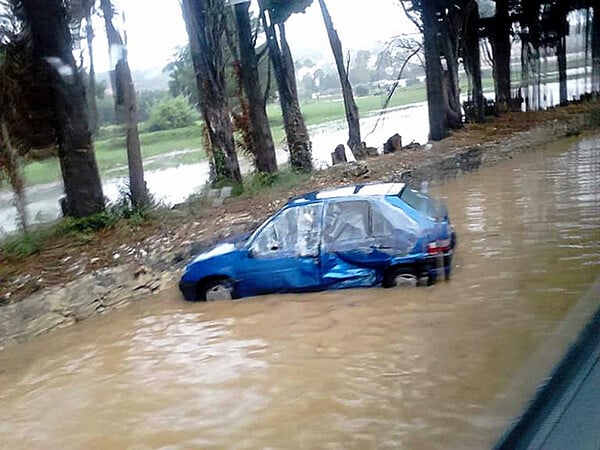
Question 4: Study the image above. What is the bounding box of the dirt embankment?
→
[1,103,599,348]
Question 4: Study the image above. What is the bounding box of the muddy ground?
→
[1,103,598,306]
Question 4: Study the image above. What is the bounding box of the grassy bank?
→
[23,83,430,186]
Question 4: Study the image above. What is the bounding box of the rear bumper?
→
[427,230,456,280]
[179,280,198,301]
[423,249,454,281]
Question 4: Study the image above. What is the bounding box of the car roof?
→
[287,182,406,205]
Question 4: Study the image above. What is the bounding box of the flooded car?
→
[179,183,456,301]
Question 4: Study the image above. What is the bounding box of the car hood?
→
[191,242,238,263]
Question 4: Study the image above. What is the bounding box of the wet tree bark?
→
[100,0,148,207]
[278,23,299,100]
[0,120,27,230]
[521,39,531,111]
[318,0,362,155]
[441,10,462,129]
[85,10,98,134]
[592,0,600,92]
[181,0,242,183]
[261,8,312,172]
[22,0,105,217]
[234,1,277,174]
[462,1,484,123]
[422,1,448,141]
[557,35,568,105]
[490,0,512,113]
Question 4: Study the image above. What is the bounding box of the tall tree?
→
[318,0,362,156]
[233,0,277,174]
[0,120,27,230]
[489,0,513,112]
[0,9,29,230]
[420,0,449,140]
[260,0,312,172]
[592,0,600,92]
[462,0,484,122]
[99,0,148,208]
[181,0,242,183]
[21,0,105,217]
[84,5,99,133]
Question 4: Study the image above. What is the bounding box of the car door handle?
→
[371,244,392,250]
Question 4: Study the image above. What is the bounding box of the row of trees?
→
[404,0,600,140]
[0,0,368,225]
[3,0,600,226]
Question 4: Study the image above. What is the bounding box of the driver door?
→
[241,203,323,295]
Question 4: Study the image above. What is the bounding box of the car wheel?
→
[201,279,234,301]
[385,268,418,288]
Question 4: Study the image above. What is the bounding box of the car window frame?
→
[323,198,374,251]
[247,202,324,259]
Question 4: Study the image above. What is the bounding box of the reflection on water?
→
[0,136,599,449]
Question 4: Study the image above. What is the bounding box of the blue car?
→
[179,183,456,301]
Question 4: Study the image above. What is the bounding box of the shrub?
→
[354,84,370,97]
[145,95,198,132]
[2,232,44,257]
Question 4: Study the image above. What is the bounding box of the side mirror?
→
[247,247,255,258]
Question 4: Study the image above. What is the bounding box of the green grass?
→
[19,82,442,186]
[24,124,206,185]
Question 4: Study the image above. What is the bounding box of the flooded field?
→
[0,135,598,449]
[0,103,429,236]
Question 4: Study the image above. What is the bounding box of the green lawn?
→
[22,83,429,186]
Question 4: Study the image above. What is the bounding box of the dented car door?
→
[241,203,324,295]
[320,198,421,288]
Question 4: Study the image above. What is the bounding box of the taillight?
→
[427,238,451,255]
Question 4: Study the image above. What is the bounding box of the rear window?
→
[400,187,446,221]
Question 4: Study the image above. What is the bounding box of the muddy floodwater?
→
[0,136,599,449]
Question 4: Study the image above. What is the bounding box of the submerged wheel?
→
[200,279,234,301]
[384,267,418,288]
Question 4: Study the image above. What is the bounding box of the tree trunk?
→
[463,1,484,123]
[100,0,148,208]
[521,39,531,111]
[22,0,104,218]
[181,0,242,183]
[318,0,362,154]
[1,120,27,231]
[557,35,568,105]
[85,10,98,134]
[491,0,512,113]
[260,8,312,172]
[277,23,299,100]
[592,0,600,92]
[422,1,448,141]
[234,1,277,174]
[441,12,462,129]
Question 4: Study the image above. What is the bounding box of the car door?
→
[321,199,382,288]
[320,198,419,288]
[240,203,323,295]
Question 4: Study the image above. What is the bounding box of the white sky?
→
[92,0,411,72]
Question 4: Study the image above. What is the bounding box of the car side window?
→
[251,204,323,258]
[371,203,394,237]
[370,198,420,253]
[324,200,370,250]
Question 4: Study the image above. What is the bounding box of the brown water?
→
[1,136,599,449]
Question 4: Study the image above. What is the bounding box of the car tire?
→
[200,278,235,301]
[384,267,418,288]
